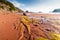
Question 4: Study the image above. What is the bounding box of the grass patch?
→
[0,0,16,11]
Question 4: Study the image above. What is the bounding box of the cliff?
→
[0,0,23,13]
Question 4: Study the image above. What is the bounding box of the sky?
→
[8,0,60,13]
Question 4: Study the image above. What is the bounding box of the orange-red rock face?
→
[0,12,60,40]
[0,12,22,40]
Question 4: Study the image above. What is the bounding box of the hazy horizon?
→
[8,0,60,13]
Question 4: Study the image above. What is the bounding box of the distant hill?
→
[53,9,60,12]
[0,0,23,13]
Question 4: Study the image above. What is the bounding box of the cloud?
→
[9,0,25,9]
[24,0,60,13]
[8,0,60,13]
